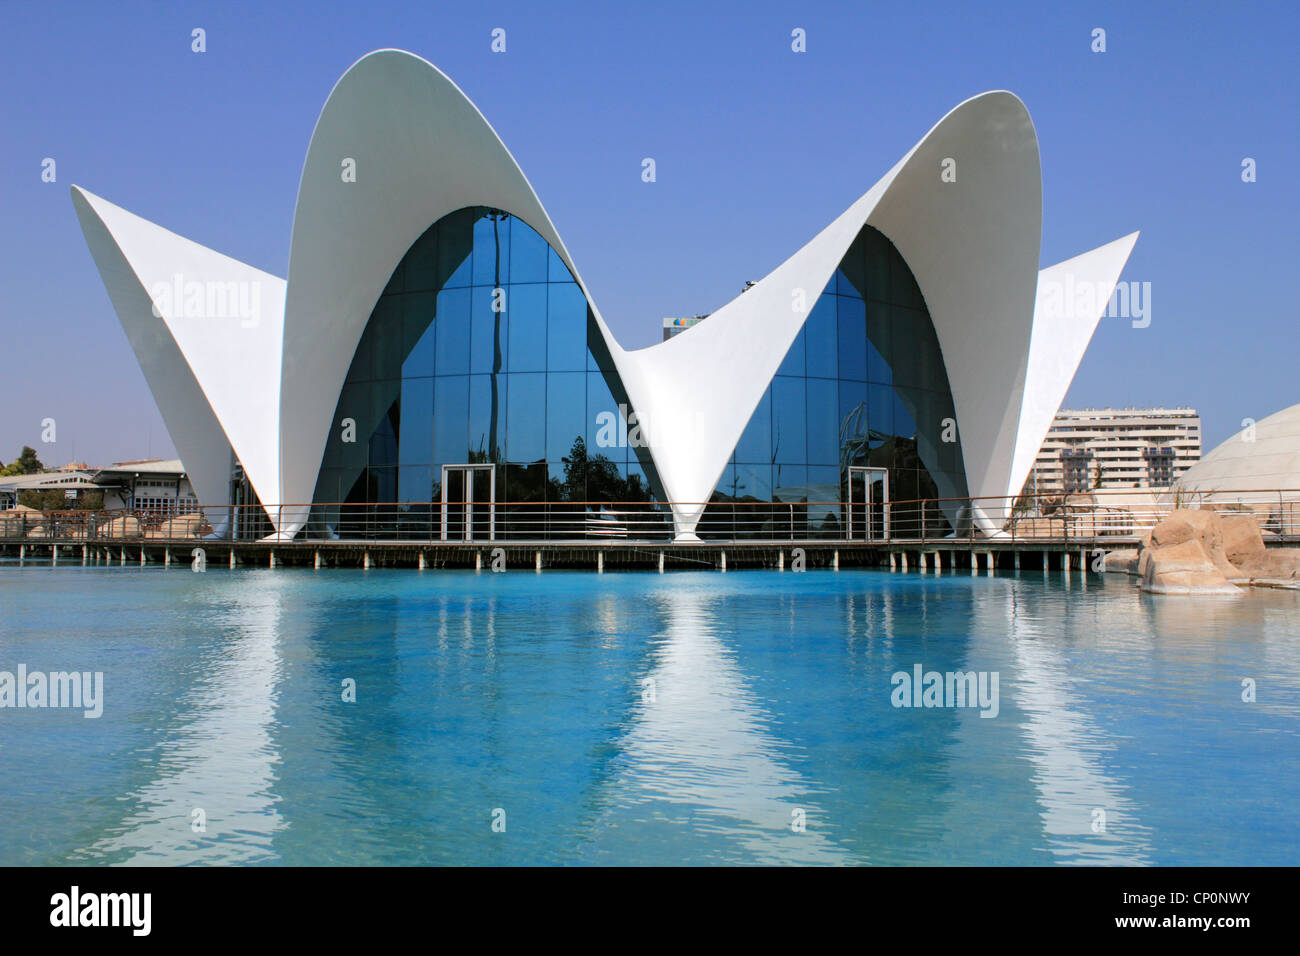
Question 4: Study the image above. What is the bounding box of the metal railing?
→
[3,488,1299,546]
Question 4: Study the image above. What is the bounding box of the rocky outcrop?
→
[1111,508,1300,594]
[1147,509,1239,578]
[1139,538,1239,595]
[1236,547,1300,587]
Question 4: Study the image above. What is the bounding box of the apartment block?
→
[1025,407,1202,495]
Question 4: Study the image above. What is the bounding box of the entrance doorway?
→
[441,464,496,541]
[847,466,889,541]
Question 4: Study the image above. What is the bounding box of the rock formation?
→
[1105,508,1299,594]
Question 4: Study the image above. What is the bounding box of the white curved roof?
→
[1175,403,1300,501]
[71,188,286,525]
[72,49,1139,540]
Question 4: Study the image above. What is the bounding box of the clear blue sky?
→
[1,0,1295,466]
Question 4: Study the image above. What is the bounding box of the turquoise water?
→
[1,562,1297,866]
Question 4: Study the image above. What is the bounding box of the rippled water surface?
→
[1,562,1297,865]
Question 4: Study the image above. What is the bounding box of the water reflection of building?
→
[81,576,286,864]
[582,584,851,864]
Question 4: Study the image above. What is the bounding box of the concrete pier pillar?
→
[82,545,88,565]
[535,551,542,572]
[1062,552,1071,574]
[833,550,840,571]
[18,544,25,561]
[889,552,897,571]
[778,551,784,571]
[919,552,928,572]
[363,551,372,569]
[658,551,665,574]
[52,546,58,566]
[720,551,727,572]
[597,551,604,573]
[139,549,146,566]
[475,552,482,572]
[269,551,278,569]
[417,551,426,570]
[901,552,909,571]
[1014,551,1021,571]
[120,548,127,565]
[229,549,236,569]
[164,548,171,567]
[315,550,323,570]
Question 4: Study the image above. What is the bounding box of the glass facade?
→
[700,224,967,539]
[310,207,663,539]
[308,212,963,541]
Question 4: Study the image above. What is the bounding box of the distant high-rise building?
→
[1026,407,1202,494]
[662,315,707,341]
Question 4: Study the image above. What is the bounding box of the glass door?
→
[847,466,889,541]
[441,464,495,542]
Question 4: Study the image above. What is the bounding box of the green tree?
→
[555,436,646,502]
[0,446,44,476]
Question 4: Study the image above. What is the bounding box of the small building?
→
[0,468,101,510]
[91,459,199,515]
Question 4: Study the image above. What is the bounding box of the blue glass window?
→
[399,377,433,467]
[734,388,771,464]
[546,372,586,463]
[468,373,502,460]
[402,292,437,377]
[587,372,624,465]
[837,295,867,382]
[510,220,549,284]
[507,284,547,372]
[435,287,470,376]
[771,376,806,466]
[547,282,588,372]
[804,295,838,379]
[805,378,838,466]
[507,372,546,463]
[472,214,510,286]
[777,326,805,377]
[470,286,508,374]
[313,206,662,529]
[433,375,469,464]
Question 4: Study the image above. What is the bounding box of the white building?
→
[71,49,1140,541]
[1175,403,1300,503]
[0,468,100,510]
[91,459,200,514]
[1026,408,1202,494]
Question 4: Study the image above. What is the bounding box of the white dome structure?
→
[1175,404,1300,504]
[71,49,1140,542]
